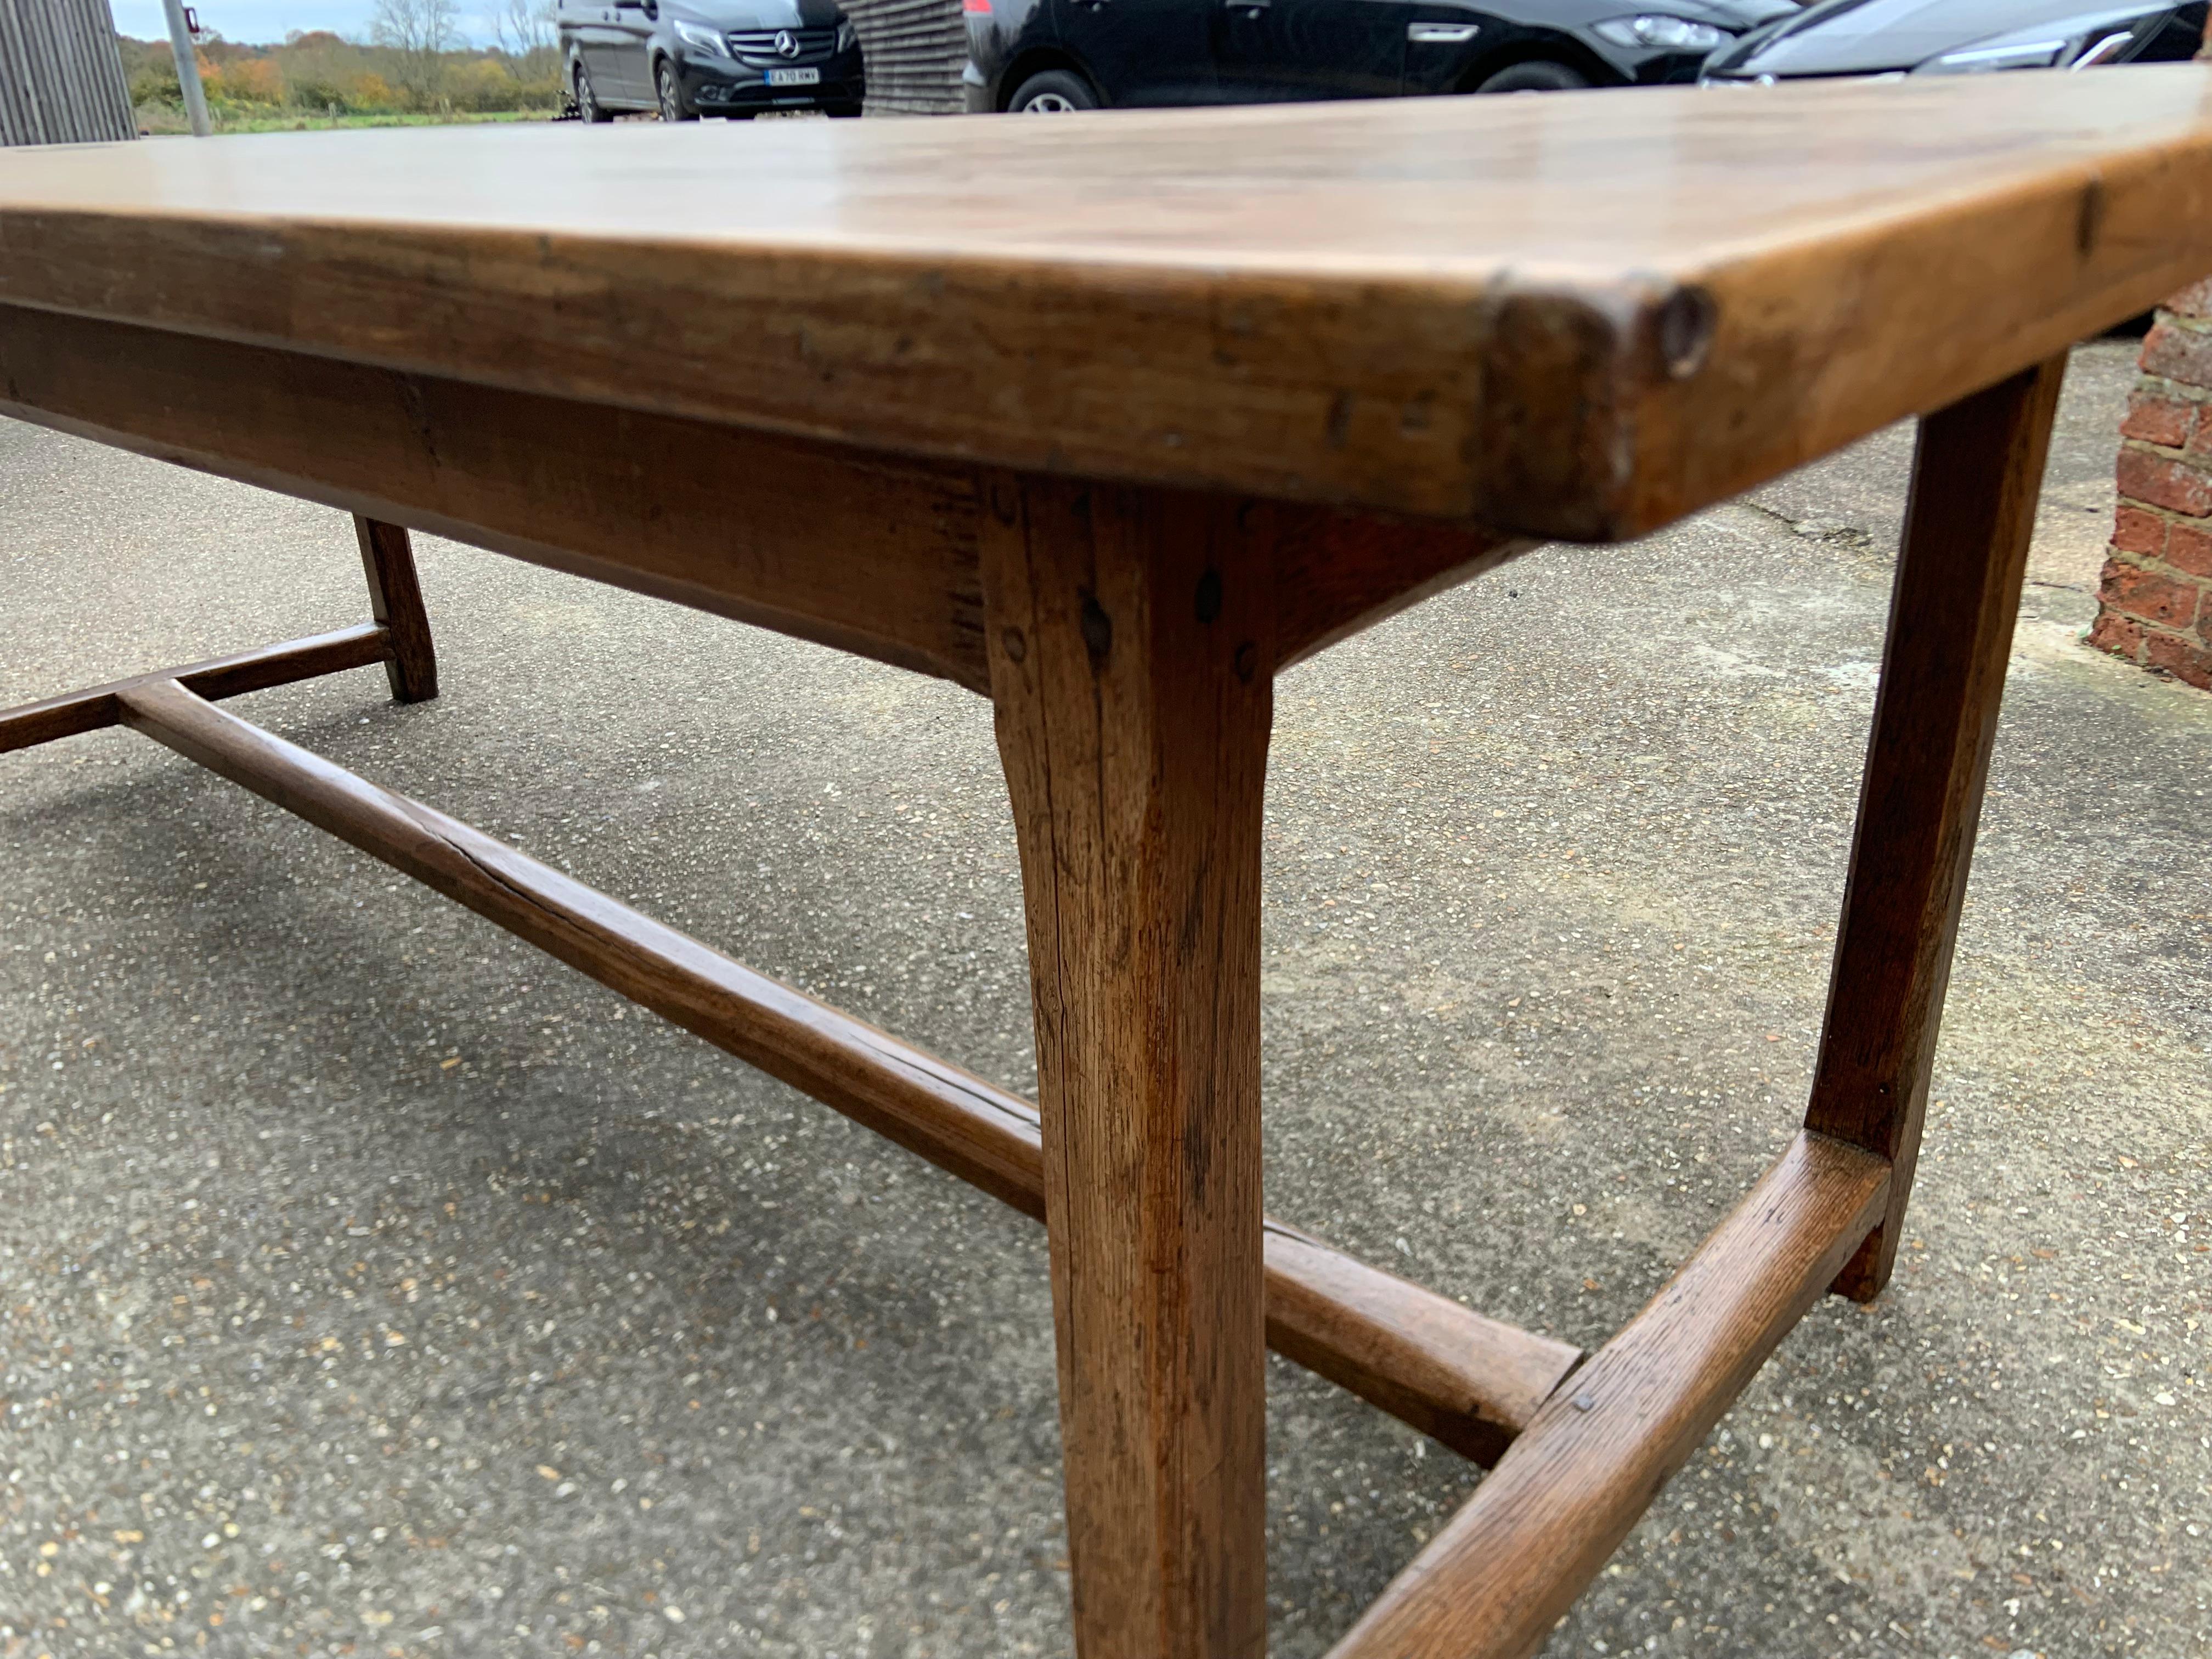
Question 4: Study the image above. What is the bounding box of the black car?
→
[1702,0,2207,79]
[963,0,1796,111]
[556,0,865,120]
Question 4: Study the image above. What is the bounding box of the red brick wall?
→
[2089,279,2212,690]
[2087,15,2212,689]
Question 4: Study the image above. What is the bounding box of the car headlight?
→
[1593,14,1729,50]
[837,19,857,50]
[672,19,731,58]
[1917,38,2068,72]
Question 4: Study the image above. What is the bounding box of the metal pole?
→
[160,0,212,136]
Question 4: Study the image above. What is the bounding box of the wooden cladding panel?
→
[845,0,965,114]
[0,0,136,147]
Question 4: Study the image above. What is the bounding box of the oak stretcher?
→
[5,67,2212,1658]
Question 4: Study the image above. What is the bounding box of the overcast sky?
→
[109,0,498,47]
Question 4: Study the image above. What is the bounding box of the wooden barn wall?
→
[846,0,965,115]
[1,0,136,145]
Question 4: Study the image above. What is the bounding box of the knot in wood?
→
[1079,594,1113,662]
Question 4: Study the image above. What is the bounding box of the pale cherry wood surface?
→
[3,71,2210,537]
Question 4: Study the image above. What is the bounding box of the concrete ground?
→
[1,338,2205,1659]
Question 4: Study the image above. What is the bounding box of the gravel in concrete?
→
[2,340,2205,1659]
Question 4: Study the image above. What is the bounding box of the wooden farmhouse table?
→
[5,67,2212,1658]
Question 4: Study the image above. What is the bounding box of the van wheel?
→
[1007,70,1097,112]
[1474,60,1589,92]
[657,61,696,121]
[574,63,613,122]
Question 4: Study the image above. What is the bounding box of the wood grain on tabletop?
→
[2,71,2209,538]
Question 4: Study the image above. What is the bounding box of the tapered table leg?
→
[984,475,1274,1659]
[353,515,438,703]
[1807,356,2068,1301]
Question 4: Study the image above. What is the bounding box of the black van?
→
[556,0,865,120]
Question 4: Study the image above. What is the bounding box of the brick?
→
[2116,446,2212,516]
[2164,278,2212,322]
[2168,520,2212,579]
[2113,503,2168,556]
[2141,319,2212,388]
[2121,390,2197,448]
[2087,608,2147,662]
[2100,556,2202,628]
[2143,629,2212,691]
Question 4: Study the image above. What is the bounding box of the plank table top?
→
[3,68,2210,540]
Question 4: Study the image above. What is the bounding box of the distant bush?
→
[447,57,517,110]
[513,69,562,108]
[346,71,400,110]
[223,57,286,104]
[113,30,558,123]
[286,74,351,111]
[127,58,179,105]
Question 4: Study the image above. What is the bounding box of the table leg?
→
[983,476,1273,1659]
[1805,356,2068,1302]
[353,515,438,703]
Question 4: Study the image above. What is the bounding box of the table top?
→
[4,69,2211,539]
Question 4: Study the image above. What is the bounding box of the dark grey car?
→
[962,0,1796,111]
[1702,0,2207,78]
[557,0,865,120]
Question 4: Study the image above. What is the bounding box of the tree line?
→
[119,1,564,120]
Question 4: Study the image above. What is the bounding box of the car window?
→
[2129,0,2208,58]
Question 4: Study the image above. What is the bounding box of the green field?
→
[133,105,560,136]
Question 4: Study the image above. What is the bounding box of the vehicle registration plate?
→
[766,67,820,87]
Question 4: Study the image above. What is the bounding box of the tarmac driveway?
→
[1,339,2205,1658]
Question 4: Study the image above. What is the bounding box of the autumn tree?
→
[370,0,460,100]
